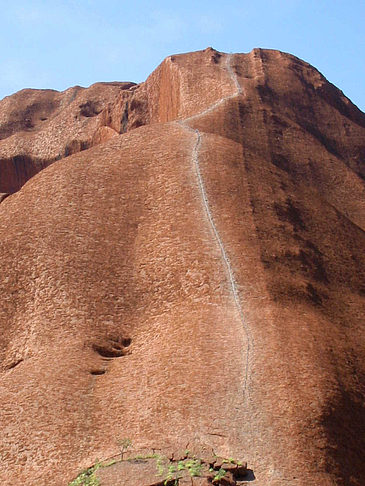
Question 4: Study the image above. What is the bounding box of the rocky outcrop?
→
[0,81,147,193]
[68,449,248,486]
[0,48,364,486]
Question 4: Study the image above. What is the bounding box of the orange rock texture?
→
[0,48,364,485]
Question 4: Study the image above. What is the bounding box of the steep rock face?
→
[0,48,364,486]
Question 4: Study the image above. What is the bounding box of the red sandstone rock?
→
[212,472,235,486]
[0,81,144,193]
[94,457,169,486]
[0,48,364,486]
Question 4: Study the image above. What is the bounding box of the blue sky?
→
[1,0,364,111]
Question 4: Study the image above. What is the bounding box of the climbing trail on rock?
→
[178,54,253,399]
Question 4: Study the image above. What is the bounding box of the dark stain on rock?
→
[79,100,102,118]
[274,197,306,232]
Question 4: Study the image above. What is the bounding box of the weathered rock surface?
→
[0,48,364,486]
[0,81,143,193]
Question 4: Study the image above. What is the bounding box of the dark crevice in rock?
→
[0,155,55,194]
[306,282,324,305]
[5,358,23,370]
[211,51,222,64]
[90,369,106,376]
[79,100,102,117]
[92,343,125,358]
[121,337,132,347]
[271,153,291,173]
[64,139,91,157]
[92,337,131,358]
[121,101,129,133]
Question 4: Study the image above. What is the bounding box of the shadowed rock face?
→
[0,48,364,486]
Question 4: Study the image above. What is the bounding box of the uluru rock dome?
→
[0,47,364,486]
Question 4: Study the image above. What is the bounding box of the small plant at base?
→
[213,468,227,482]
[130,453,160,461]
[164,464,178,485]
[168,465,176,475]
[177,461,186,471]
[103,459,117,467]
[226,456,243,466]
[116,437,132,459]
[177,459,203,477]
[156,456,166,477]
[158,458,203,484]
[68,461,102,486]
[183,458,203,477]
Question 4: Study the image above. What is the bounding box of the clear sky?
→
[1,0,364,111]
